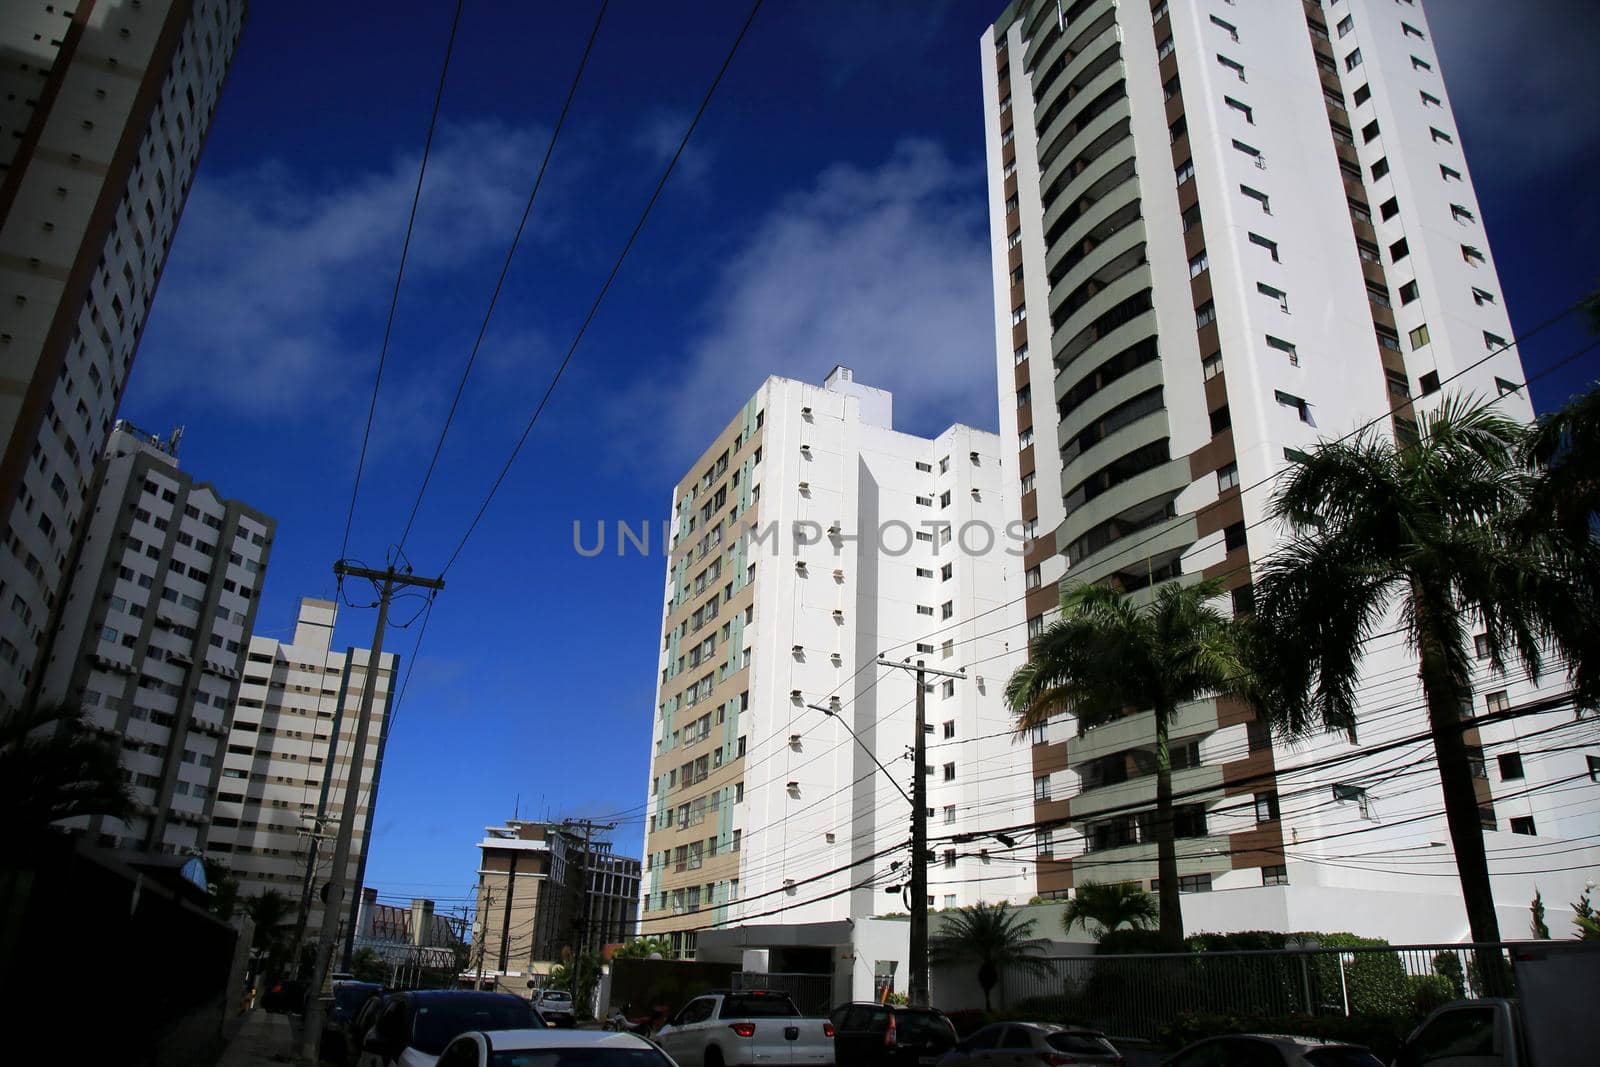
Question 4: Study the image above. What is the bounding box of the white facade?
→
[638,369,1037,958]
[40,420,272,854]
[0,1,247,708]
[980,0,1598,939]
[205,597,399,942]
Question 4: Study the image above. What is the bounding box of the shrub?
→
[1095,928,1169,955]
[1408,974,1456,1015]
[1158,1011,1415,1059]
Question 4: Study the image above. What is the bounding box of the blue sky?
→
[121,1,1599,908]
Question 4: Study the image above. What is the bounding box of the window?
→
[1367,281,1392,309]
[1163,73,1181,100]
[1231,138,1262,163]
[1333,782,1373,819]
[940,601,954,620]
[1510,816,1537,837]
[1224,97,1253,124]
[1169,114,1188,143]
[1413,54,1433,71]
[1430,126,1453,144]
[1209,405,1232,435]
[1345,49,1363,72]
[1276,391,1310,423]
[1262,865,1289,887]
[943,805,956,825]
[1399,280,1419,305]
[1175,158,1195,185]
[1240,184,1270,214]
[1001,126,1014,145]
[1182,203,1203,232]
[1498,753,1524,781]
[1202,352,1223,380]
[1362,119,1380,143]
[1157,36,1174,60]
[1496,377,1519,397]
[1257,283,1289,313]
[1217,54,1245,82]
[1210,15,1238,41]
[1462,244,1485,265]
[1007,229,1021,249]
[1390,237,1410,262]
[943,762,956,781]
[1195,301,1217,328]
[1421,90,1442,108]
[1224,521,1247,552]
[1011,305,1027,325]
[1248,233,1279,262]
[1357,238,1381,264]
[1376,324,1402,352]
[1217,463,1240,492]
[941,679,955,699]
[943,721,956,740]
[1441,164,1462,182]
[1471,287,1496,306]
[1371,157,1389,180]
[1353,83,1371,106]
[941,562,953,581]
[1336,15,1354,38]
[917,605,934,616]
[1420,371,1441,396]
[1034,775,1052,801]
[1402,22,1425,40]
[1484,331,1508,351]
[1020,428,1035,449]
[1409,324,1431,350]
[1255,791,1280,822]
[1188,250,1209,277]
[1014,343,1028,365]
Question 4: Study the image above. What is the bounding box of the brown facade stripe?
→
[1229,823,1285,869]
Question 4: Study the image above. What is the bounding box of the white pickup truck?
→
[655,990,834,1067]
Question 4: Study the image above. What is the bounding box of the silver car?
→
[1162,1035,1384,1067]
[939,1022,1123,1067]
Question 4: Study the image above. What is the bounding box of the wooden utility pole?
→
[298,561,442,1066]
[876,656,964,1009]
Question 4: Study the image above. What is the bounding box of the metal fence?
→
[732,971,836,1016]
[980,943,1515,1040]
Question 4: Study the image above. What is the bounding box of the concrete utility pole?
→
[876,656,965,1009]
[299,560,442,1066]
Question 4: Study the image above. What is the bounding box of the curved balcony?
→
[1058,454,1192,560]
[1052,269,1151,367]
[1063,494,1188,572]
[1049,230,1145,327]
[1060,409,1170,514]
[1059,382,1164,469]
[1035,35,1122,139]
[1038,67,1126,174]
[1042,125,1134,235]
[1045,174,1140,284]
[1032,5,1119,119]
[1043,153,1136,250]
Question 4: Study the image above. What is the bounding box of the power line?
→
[397,0,614,551]
[340,0,466,563]
[439,0,767,576]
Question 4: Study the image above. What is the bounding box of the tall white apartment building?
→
[637,368,1037,960]
[0,1,247,708]
[205,597,399,952]
[40,419,272,854]
[980,0,1599,939]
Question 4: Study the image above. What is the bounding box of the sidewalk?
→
[215,1009,296,1067]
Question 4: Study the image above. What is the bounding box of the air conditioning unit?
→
[798,480,810,492]
[792,644,804,655]
[800,444,812,455]
[832,609,844,621]
[971,488,981,499]
[790,689,803,701]
[828,522,841,534]
[801,405,813,417]
[970,451,980,463]
[789,734,802,748]
[830,652,842,666]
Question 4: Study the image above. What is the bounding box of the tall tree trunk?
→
[1414,589,1508,991]
[1153,707,1184,949]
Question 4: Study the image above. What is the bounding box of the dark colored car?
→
[940,1023,1122,1067]
[1162,1035,1384,1067]
[830,1003,960,1067]
[322,983,386,1064]
[346,992,394,1067]
[359,990,546,1067]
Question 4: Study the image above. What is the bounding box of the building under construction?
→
[471,820,641,991]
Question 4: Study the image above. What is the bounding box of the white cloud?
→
[1427,0,1600,182]
[131,119,563,416]
[620,139,996,474]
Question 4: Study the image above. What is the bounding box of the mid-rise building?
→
[636,368,1037,960]
[472,820,641,989]
[204,597,399,954]
[39,418,272,854]
[0,1,247,708]
[980,0,1598,937]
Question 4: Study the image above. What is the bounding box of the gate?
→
[733,971,835,1016]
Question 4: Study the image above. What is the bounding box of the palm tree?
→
[1005,578,1250,948]
[928,902,1054,1011]
[1525,383,1600,542]
[1250,396,1595,954]
[0,701,133,835]
[1062,881,1159,941]
[612,936,671,959]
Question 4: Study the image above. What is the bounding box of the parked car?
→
[656,989,835,1067]
[940,1022,1121,1067]
[347,993,394,1067]
[1163,1035,1382,1066]
[322,982,385,1064]
[534,989,578,1028]
[358,990,545,1067]
[435,1028,678,1067]
[829,1003,957,1067]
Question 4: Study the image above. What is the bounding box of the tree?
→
[241,889,298,973]
[1573,888,1600,941]
[350,947,388,984]
[1062,882,1159,941]
[1005,579,1250,948]
[1250,396,1596,959]
[1525,383,1600,542]
[204,857,240,921]
[0,701,133,836]
[928,902,1055,1011]
[612,937,671,960]
[1530,890,1551,939]
[548,949,601,1019]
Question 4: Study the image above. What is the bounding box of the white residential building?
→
[980,0,1599,940]
[205,597,400,951]
[636,367,1037,960]
[0,1,248,708]
[39,419,272,854]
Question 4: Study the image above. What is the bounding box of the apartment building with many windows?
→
[0,1,247,708]
[980,0,1599,939]
[637,367,1036,959]
[39,419,272,854]
[203,597,399,954]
